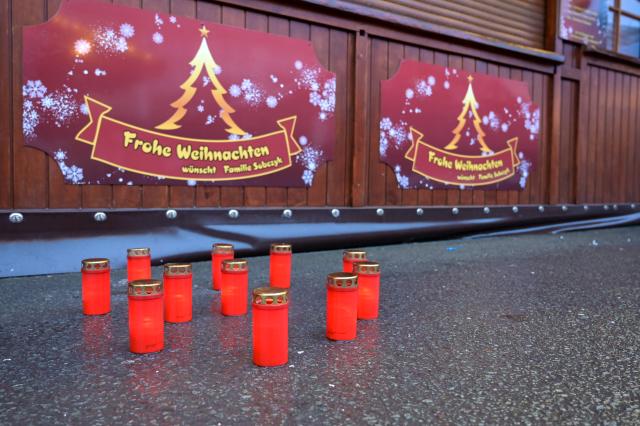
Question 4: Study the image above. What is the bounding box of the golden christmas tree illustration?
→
[156,25,246,135]
[444,75,491,153]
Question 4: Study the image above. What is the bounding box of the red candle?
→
[127,248,151,282]
[81,258,111,315]
[212,243,234,291]
[221,259,249,316]
[163,263,192,323]
[128,279,164,354]
[269,243,292,288]
[326,272,358,341]
[252,287,289,367]
[342,249,367,272]
[354,261,381,320]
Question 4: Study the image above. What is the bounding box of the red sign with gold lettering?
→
[23,0,335,186]
[380,61,539,190]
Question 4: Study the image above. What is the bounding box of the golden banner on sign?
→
[405,127,520,187]
[75,97,301,182]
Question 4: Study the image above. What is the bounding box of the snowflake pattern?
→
[23,80,47,98]
[296,145,324,186]
[94,27,129,53]
[152,32,164,44]
[378,117,409,157]
[119,23,135,39]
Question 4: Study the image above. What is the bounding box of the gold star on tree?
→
[199,25,210,38]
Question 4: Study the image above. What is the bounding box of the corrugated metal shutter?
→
[332,0,547,49]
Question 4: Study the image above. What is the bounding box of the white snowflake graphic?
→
[229,84,241,97]
[73,39,91,56]
[65,165,84,183]
[119,23,135,39]
[152,32,164,44]
[23,80,47,98]
[53,149,67,161]
[266,96,278,108]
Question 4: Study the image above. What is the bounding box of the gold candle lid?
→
[327,272,358,289]
[353,261,380,275]
[222,258,248,272]
[343,249,367,261]
[127,247,150,257]
[270,243,292,254]
[212,243,234,254]
[253,287,289,305]
[128,279,163,297]
[81,258,110,271]
[163,263,192,276]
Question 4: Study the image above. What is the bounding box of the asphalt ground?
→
[1,226,639,424]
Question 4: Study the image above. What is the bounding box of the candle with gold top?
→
[81,258,111,315]
[353,261,381,320]
[269,243,292,288]
[163,263,193,323]
[326,272,358,341]
[212,243,234,291]
[221,259,249,316]
[127,247,151,282]
[342,249,367,272]
[252,287,289,367]
[128,279,164,354]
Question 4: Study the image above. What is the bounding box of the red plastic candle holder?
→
[212,243,234,291]
[353,261,381,320]
[81,258,111,315]
[127,248,151,282]
[252,287,289,367]
[163,263,193,323]
[326,272,359,341]
[128,279,164,354]
[269,243,292,288]
[342,249,367,272]
[221,259,249,316]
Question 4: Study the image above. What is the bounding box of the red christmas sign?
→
[22,0,335,186]
[380,61,540,190]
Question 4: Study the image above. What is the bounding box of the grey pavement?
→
[1,226,639,424]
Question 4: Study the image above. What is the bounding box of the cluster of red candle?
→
[80,244,381,367]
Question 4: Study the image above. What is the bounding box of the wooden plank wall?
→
[1,0,639,210]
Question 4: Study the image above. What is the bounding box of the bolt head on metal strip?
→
[561,205,568,212]
[228,209,239,219]
[452,207,459,215]
[632,204,636,209]
[416,208,424,216]
[483,207,490,214]
[165,209,177,219]
[376,208,384,216]
[331,208,340,218]
[604,205,609,210]
[613,204,618,210]
[8,212,23,224]
[583,205,589,211]
[94,212,107,222]
[538,206,545,213]
[282,209,292,219]
[512,206,519,214]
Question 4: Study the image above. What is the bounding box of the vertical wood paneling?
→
[385,41,403,206]
[0,0,13,208]
[306,24,329,206]
[12,0,48,209]
[287,19,311,207]
[367,37,386,206]
[326,28,349,206]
